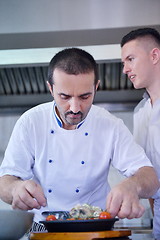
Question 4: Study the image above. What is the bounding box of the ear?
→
[151,48,160,64]
[47,81,54,97]
[95,80,101,91]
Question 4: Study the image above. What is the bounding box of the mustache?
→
[66,111,82,116]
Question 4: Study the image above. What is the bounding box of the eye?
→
[128,57,134,62]
[60,94,70,100]
[80,94,91,100]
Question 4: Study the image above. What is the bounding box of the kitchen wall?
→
[0,0,160,50]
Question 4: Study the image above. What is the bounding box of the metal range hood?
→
[0,58,145,113]
[0,0,160,113]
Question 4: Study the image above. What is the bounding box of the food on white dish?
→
[45,204,112,221]
[69,203,102,219]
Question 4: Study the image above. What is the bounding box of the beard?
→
[64,111,83,126]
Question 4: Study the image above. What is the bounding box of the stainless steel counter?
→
[131,231,154,240]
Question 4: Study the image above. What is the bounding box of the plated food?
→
[45,204,112,221]
[40,204,118,232]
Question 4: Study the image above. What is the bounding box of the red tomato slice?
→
[99,211,112,219]
[46,214,57,221]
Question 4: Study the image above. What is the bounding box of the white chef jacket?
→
[0,101,152,223]
[134,92,160,198]
[134,92,160,239]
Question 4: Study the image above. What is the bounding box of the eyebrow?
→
[79,92,93,97]
[58,92,93,97]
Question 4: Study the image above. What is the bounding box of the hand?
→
[11,179,47,211]
[106,180,145,219]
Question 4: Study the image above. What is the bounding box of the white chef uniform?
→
[0,101,152,223]
[134,92,160,240]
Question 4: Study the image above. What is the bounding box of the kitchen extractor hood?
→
[0,43,147,113]
[0,0,159,113]
[0,59,144,114]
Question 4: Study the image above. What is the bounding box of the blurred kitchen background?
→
[0,0,160,228]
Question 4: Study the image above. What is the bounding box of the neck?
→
[147,88,160,105]
[146,70,160,104]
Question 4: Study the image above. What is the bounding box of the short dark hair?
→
[121,27,160,47]
[48,48,99,86]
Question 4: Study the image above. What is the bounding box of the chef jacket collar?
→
[53,103,84,129]
[143,91,150,100]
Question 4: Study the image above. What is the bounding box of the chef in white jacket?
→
[121,27,160,240]
[0,47,159,232]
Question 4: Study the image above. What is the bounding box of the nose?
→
[69,98,81,113]
[123,63,130,74]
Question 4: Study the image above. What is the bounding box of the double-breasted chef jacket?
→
[0,101,152,223]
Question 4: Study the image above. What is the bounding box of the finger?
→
[106,192,112,211]
[128,203,145,219]
[118,201,145,219]
[25,181,47,207]
[12,188,41,210]
[106,192,122,218]
[12,194,34,210]
[117,200,132,219]
[20,193,42,210]
[12,199,33,210]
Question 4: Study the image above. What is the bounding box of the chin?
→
[133,83,143,89]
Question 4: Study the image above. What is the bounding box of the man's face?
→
[49,68,99,130]
[121,39,153,89]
